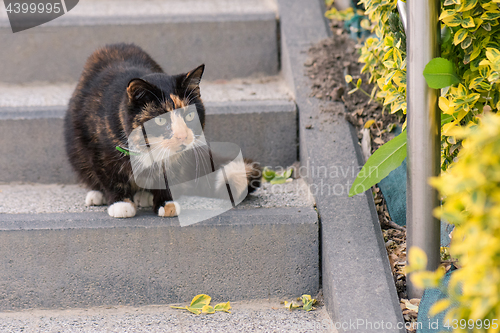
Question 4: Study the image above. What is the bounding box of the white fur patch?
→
[217,161,248,199]
[133,191,154,207]
[108,201,137,218]
[85,190,105,206]
[158,201,180,217]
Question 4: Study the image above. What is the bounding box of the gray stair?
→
[0,0,279,83]
[0,180,319,310]
[0,301,335,332]
[0,78,296,183]
[0,0,318,314]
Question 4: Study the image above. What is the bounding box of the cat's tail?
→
[244,158,262,194]
[215,158,261,201]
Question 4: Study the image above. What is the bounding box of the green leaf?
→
[301,294,313,303]
[190,294,211,309]
[284,301,301,311]
[270,176,287,184]
[171,295,229,315]
[214,301,232,313]
[262,168,276,182]
[460,36,472,49]
[186,306,202,315]
[459,0,478,12]
[453,28,468,45]
[423,57,461,89]
[442,13,463,27]
[441,26,452,44]
[302,300,316,311]
[283,168,293,179]
[202,305,215,314]
[482,22,491,31]
[441,113,454,126]
[349,131,407,197]
[461,16,475,28]
[481,11,500,21]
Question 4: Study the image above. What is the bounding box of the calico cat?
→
[65,43,261,218]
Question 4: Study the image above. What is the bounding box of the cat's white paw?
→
[216,161,248,198]
[133,191,154,207]
[158,201,180,217]
[85,190,106,206]
[108,200,137,218]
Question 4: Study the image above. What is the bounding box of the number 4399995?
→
[444,319,498,330]
[5,2,61,14]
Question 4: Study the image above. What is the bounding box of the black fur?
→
[65,43,260,216]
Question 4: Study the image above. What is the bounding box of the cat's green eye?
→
[155,117,167,126]
[185,112,195,122]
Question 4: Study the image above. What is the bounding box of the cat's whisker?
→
[191,142,210,184]
[190,145,202,183]
[183,89,196,106]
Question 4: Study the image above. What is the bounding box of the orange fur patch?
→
[123,198,137,209]
[163,202,178,216]
[170,94,187,109]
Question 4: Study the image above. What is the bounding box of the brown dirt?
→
[305,21,400,150]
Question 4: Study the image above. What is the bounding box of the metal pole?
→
[397,0,407,32]
[406,0,441,298]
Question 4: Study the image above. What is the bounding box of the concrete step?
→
[0,0,279,84]
[0,77,296,183]
[0,179,319,311]
[0,300,336,333]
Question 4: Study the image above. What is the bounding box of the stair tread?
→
[0,77,292,109]
[0,178,311,215]
[0,301,332,333]
[0,0,277,25]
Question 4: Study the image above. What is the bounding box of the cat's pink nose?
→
[176,132,188,141]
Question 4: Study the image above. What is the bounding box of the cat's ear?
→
[127,79,159,104]
[180,64,205,90]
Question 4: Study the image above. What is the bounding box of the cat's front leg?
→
[85,190,107,206]
[151,189,180,217]
[133,190,154,208]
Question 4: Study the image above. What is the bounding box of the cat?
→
[65,43,261,218]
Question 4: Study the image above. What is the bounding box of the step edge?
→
[0,11,277,29]
[0,100,296,120]
[0,206,317,231]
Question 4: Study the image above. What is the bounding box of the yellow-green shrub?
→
[349,0,500,169]
[328,0,500,327]
[408,113,500,330]
[357,0,407,121]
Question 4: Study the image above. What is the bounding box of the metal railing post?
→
[406,0,441,298]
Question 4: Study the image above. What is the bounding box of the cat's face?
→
[125,65,205,159]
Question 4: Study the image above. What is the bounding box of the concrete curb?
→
[0,207,319,311]
[277,0,406,332]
